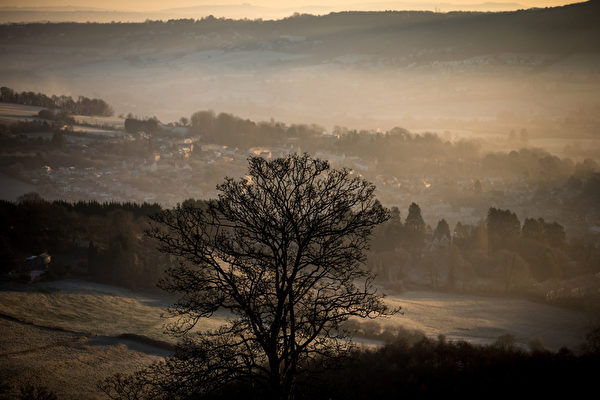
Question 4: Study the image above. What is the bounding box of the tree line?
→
[2,192,597,298]
[0,86,113,117]
[180,110,598,188]
[0,193,166,289]
[369,201,599,299]
[189,110,324,149]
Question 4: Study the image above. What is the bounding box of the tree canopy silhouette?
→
[106,154,393,400]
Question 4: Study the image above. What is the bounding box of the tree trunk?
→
[268,354,285,400]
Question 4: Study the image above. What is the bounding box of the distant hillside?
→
[1,2,598,59]
[0,2,534,23]
[1,1,598,128]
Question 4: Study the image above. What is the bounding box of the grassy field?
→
[0,317,165,399]
[0,280,227,399]
[377,291,592,350]
[0,279,594,399]
[0,103,45,124]
[0,280,227,342]
[0,279,592,349]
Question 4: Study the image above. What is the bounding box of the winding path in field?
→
[0,315,169,399]
[0,312,174,358]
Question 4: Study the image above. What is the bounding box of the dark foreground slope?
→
[100,330,600,400]
[298,334,600,400]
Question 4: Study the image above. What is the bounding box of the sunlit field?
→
[0,279,592,398]
[0,317,165,399]
[380,291,590,350]
[0,279,590,350]
[0,280,226,398]
[0,103,46,124]
[0,280,227,342]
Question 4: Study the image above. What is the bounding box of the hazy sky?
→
[1,0,581,11]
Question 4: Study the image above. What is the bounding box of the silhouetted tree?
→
[105,154,393,399]
[190,110,216,138]
[544,221,566,248]
[371,206,402,253]
[492,250,531,293]
[433,219,451,242]
[405,203,425,235]
[387,206,403,240]
[584,326,600,354]
[404,202,426,260]
[522,218,545,241]
[487,207,520,253]
[522,217,566,248]
[124,116,160,134]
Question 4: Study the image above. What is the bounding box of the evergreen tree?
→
[487,207,520,253]
[433,219,451,242]
[405,203,425,234]
[404,202,426,259]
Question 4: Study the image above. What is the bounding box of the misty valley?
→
[1,1,600,399]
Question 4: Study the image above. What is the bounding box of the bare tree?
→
[102,154,393,400]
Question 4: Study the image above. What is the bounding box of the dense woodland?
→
[0,194,167,289]
[369,202,600,301]
[1,191,598,310]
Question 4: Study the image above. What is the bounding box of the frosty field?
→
[0,279,593,398]
[0,279,591,349]
[0,280,227,399]
[0,280,227,342]
[0,317,166,399]
[378,291,591,350]
[0,103,45,124]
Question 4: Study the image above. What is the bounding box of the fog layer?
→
[1,1,599,137]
